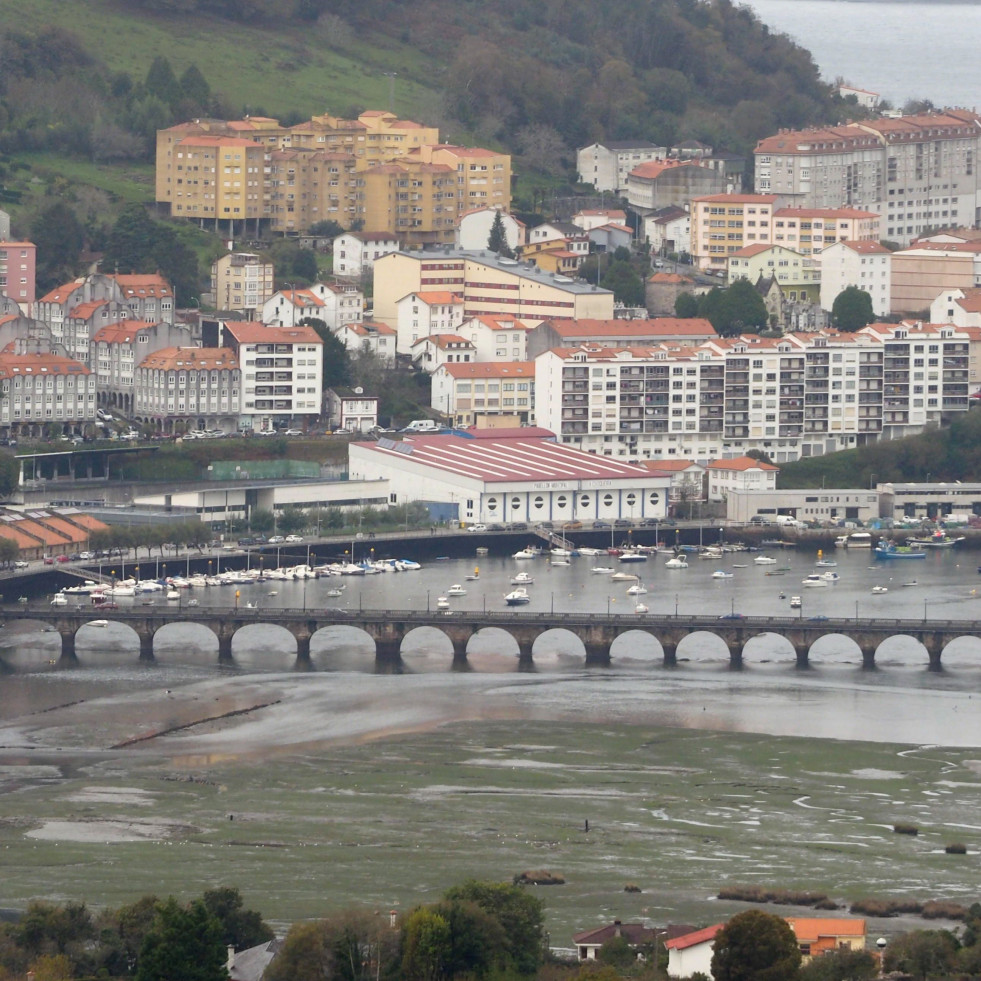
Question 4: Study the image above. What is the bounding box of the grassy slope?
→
[3,0,435,118]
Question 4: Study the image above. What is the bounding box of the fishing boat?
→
[819,571,841,583]
[634,603,649,614]
[591,566,614,575]
[871,585,889,594]
[49,593,68,606]
[908,530,965,548]
[505,587,531,606]
[513,547,539,560]
[874,542,926,560]
[324,587,344,597]
[711,570,734,580]
[754,555,777,565]
[789,595,801,608]
[510,571,534,585]
[436,596,451,611]
[618,550,648,564]
[446,584,467,596]
[814,558,837,568]
[801,573,827,588]
[665,555,688,569]
[626,582,648,595]
[397,559,422,571]
[611,571,639,582]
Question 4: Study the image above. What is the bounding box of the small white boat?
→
[187,598,199,607]
[634,603,649,614]
[902,580,918,587]
[754,555,777,565]
[611,571,639,582]
[550,557,570,566]
[789,596,802,608]
[88,619,109,628]
[505,587,531,606]
[436,596,451,611]
[50,593,68,606]
[324,588,344,598]
[626,583,648,595]
[513,548,539,560]
[267,590,278,596]
[245,601,258,609]
[815,559,838,568]
[398,559,422,571]
[166,589,181,600]
[619,551,648,563]
[819,571,840,583]
[446,584,467,596]
[511,571,534,585]
[712,570,734,580]
[801,573,828,588]
[591,566,615,575]
[577,547,603,556]
[871,585,889,594]
[665,556,688,569]
[62,581,101,594]
[465,567,480,581]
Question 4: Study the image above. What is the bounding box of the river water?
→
[2,541,980,746]
[741,0,981,110]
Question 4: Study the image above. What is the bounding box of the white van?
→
[400,419,441,433]
[774,515,803,528]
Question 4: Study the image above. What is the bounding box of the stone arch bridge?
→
[3,604,980,672]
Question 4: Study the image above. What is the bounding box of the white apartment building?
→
[526,222,590,257]
[261,282,364,331]
[820,240,893,316]
[456,315,532,362]
[431,361,534,427]
[0,350,96,436]
[334,320,396,366]
[133,347,240,432]
[705,455,779,501]
[572,209,628,232]
[332,232,400,278]
[210,252,274,315]
[534,325,971,463]
[577,141,667,193]
[411,334,476,373]
[754,110,981,246]
[394,291,464,354]
[218,321,323,430]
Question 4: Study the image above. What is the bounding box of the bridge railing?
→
[1,603,975,631]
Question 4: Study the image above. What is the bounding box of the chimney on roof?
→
[614,921,622,936]
[226,947,236,972]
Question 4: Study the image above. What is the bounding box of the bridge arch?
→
[937,635,981,672]
[152,622,219,664]
[871,634,932,671]
[675,630,736,669]
[609,629,662,666]
[73,618,144,664]
[805,633,864,670]
[529,628,587,670]
[0,620,62,671]
[229,623,297,670]
[310,624,378,672]
[741,632,799,668]
[400,625,457,673]
[466,627,522,672]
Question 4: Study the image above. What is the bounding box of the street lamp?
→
[426,590,430,612]
[675,594,679,616]
[607,595,611,616]
[876,938,886,978]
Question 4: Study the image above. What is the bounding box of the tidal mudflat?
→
[1,667,979,939]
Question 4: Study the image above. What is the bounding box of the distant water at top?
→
[740,0,980,112]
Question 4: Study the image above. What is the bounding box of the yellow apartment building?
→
[374,250,614,342]
[264,149,359,235]
[691,194,778,273]
[158,135,266,233]
[405,145,511,214]
[357,162,460,247]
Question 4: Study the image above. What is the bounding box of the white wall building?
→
[332,232,401,278]
[665,925,722,980]
[643,207,691,256]
[218,321,323,430]
[348,431,672,525]
[262,283,364,332]
[432,361,534,426]
[930,287,981,328]
[395,291,465,354]
[820,240,893,316]
[456,315,533,362]
[324,386,378,432]
[335,320,397,366]
[577,141,666,193]
[705,455,779,501]
[456,207,525,253]
[210,252,274,316]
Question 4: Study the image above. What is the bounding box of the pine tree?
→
[487,211,512,257]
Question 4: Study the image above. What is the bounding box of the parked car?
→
[613,518,632,528]
[283,429,304,437]
[56,554,71,563]
[331,427,353,436]
[237,537,257,546]
[14,560,29,569]
[466,523,488,533]
[284,535,303,543]
[562,520,583,531]
[507,522,528,531]
[43,556,55,565]
[592,520,611,529]
[267,535,285,544]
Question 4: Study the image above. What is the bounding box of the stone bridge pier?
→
[363,621,406,673]
[510,625,540,670]
[784,629,812,669]
[59,628,77,664]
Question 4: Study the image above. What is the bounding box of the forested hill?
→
[0,0,850,177]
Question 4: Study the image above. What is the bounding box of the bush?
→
[921,900,966,920]
[716,885,830,907]
[850,898,923,917]
[624,883,642,893]
[944,843,967,855]
[894,823,919,835]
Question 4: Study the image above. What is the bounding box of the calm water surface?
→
[741,0,981,110]
[2,541,980,745]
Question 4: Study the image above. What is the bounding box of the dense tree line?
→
[675,281,769,336]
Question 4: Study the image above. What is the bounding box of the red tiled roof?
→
[411,291,464,305]
[545,318,716,338]
[664,924,724,951]
[223,321,322,345]
[359,434,658,484]
[786,918,866,942]
[694,194,778,204]
[93,321,157,344]
[439,361,533,379]
[66,300,107,320]
[138,347,238,371]
[774,207,878,220]
[0,352,89,377]
[706,455,779,472]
